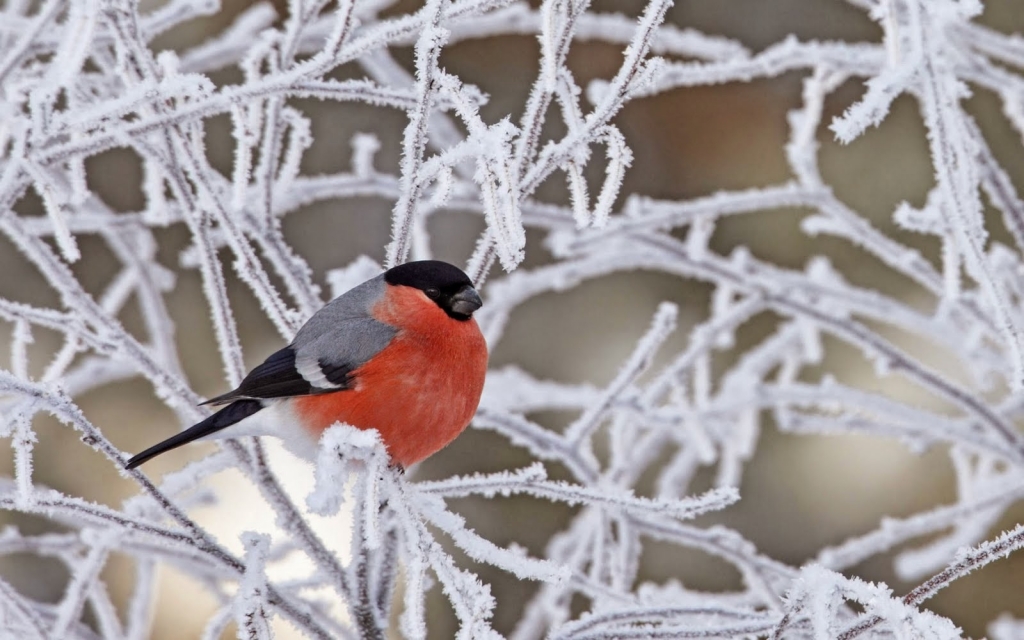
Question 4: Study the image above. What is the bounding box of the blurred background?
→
[2,0,1024,637]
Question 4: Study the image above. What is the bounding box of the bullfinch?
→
[125,260,488,470]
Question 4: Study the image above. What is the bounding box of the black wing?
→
[203,279,398,406]
[202,346,354,405]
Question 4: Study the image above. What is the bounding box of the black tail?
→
[125,400,263,469]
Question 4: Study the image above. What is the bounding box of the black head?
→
[384,260,483,320]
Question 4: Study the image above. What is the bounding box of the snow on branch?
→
[1,0,1023,638]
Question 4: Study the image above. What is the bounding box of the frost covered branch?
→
[1,0,1023,638]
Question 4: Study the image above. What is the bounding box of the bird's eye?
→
[425,287,441,299]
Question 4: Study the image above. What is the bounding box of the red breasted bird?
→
[125,260,488,470]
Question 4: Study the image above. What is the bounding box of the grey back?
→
[291,275,398,378]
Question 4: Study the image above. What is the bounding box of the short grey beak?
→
[449,285,483,316]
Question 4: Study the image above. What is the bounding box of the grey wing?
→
[204,275,397,404]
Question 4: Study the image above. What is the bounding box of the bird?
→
[125,260,488,471]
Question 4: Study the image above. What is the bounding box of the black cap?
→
[384,260,481,320]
